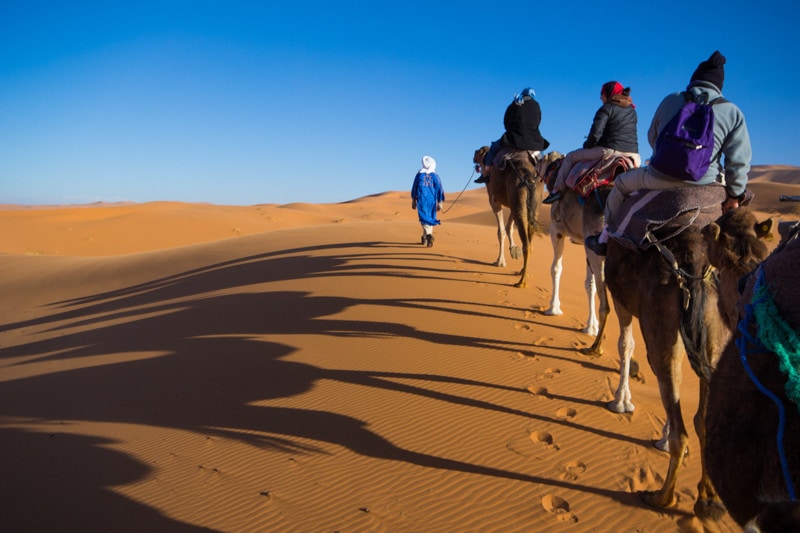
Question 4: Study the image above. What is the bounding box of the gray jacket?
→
[647,81,751,198]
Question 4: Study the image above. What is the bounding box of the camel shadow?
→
[1,239,646,525]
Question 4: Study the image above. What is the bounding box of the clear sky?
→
[2,0,799,206]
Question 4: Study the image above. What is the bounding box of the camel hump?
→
[609,184,732,250]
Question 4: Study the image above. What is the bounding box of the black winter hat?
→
[690,50,726,91]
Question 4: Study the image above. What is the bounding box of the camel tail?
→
[524,173,540,233]
[680,264,713,382]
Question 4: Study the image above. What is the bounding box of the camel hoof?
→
[606,400,634,413]
[579,345,603,357]
[544,308,563,316]
[639,490,677,510]
[494,260,506,268]
[694,498,727,522]
[510,246,521,260]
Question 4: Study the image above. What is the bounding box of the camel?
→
[472,147,561,288]
[704,223,800,529]
[603,197,772,517]
[543,155,634,343]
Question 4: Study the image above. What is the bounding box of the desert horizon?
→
[1,165,799,532]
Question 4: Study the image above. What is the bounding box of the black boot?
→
[474,175,489,184]
[542,190,562,204]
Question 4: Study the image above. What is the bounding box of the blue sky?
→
[2,1,799,206]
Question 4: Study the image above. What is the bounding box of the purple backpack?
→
[650,92,726,181]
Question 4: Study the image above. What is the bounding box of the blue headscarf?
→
[514,87,536,105]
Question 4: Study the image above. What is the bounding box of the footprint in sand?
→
[560,461,587,481]
[530,430,560,451]
[511,351,537,362]
[526,385,550,398]
[514,322,533,332]
[555,407,577,421]
[621,465,663,492]
[541,494,578,523]
[537,368,561,380]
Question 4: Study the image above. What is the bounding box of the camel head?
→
[473,146,489,168]
[535,151,564,184]
[703,209,773,274]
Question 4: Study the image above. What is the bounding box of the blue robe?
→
[411,172,445,226]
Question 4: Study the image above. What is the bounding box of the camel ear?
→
[755,218,773,239]
[707,222,722,241]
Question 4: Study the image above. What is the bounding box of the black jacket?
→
[503,97,549,151]
[583,96,638,153]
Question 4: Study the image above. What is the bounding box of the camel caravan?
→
[466,51,800,526]
[469,143,798,528]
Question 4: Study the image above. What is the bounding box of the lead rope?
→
[441,168,477,215]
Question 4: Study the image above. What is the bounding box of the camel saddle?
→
[567,155,636,198]
[608,184,754,251]
[492,146,540,172]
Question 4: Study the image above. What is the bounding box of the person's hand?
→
[411,200,416,210]
[721,197,739,213]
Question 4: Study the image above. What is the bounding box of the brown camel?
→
[473,147,560,288]
[704,223,800,529]
[604,200,772,518]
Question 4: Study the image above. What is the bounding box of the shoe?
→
[584,234,607,256]
[426,234,434,247]
[542,190,562,204]
[474,175,489,184]
[421,235,426,245]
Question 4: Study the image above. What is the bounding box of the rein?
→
[645,230,715,380]
[737,266,798,501]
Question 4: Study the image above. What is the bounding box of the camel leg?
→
[582,260,599,336]
[606,302,635,413]
[640,328,689,510]
[493,208,507,267]
[581,254,607,356]
[693,378,726,521]
[507,218,520,260]
[514,227,530,288]
[545,229,565,316]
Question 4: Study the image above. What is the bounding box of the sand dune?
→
[1,167,798,531]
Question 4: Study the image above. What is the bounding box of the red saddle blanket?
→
[566,155,636,197]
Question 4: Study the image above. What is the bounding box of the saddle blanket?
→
[566,155,636,197]
[493,146,540,171]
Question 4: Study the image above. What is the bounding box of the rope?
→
[441,168,477,215]
[737,266,797,500]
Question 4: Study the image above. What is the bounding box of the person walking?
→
[411,155,445,247]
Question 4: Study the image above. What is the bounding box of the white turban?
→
[420,155,436,174]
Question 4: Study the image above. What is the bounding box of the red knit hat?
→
[601,81,624,99]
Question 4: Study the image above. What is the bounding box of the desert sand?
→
[1,166,798,532]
